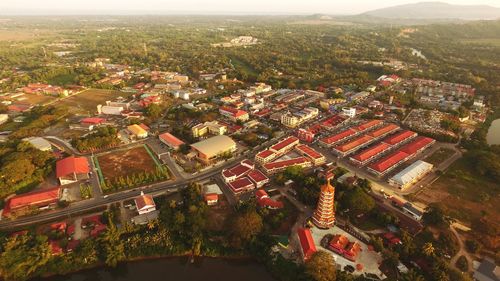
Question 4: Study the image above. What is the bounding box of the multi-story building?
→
[191,121,227,138]
[280,107,319,128]
[219,106,249,122]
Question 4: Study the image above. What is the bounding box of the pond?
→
[486,119,500,145]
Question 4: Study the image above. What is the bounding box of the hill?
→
[362,2,500,20]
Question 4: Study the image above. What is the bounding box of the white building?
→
[389,160,433,190]
[342,107,356,118]
[0,114,8,125]
[22,137,52,151]
[135,191,156,215]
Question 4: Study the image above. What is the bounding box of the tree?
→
[145,104,163,120]
[230,209,263,247]
[304,251,336,281]
[399,269,425,281]
[344,187,375,215]
[422,204,450,228]
[0,235,52,281]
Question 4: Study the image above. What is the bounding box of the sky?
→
[1,0,500,15]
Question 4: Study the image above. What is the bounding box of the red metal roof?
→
[3,187,60,215]
[80,117,105,125]
[352,120,383,132]
[222,163,253,179]
[297,228,317,260]
[135,193,155,210]
[56,156,89,178]
[159,132,185,147]
[220,106,248,117]
[296,144,324,160]
[247,169,269,184]
[334,135,373,153]
[320,129,356,145]
[399,136,435,155]
[255,189,268,199]
[351,142,390,162]
[263,157,309,170]
[270,136,299,152]
[258,197,284,209]
[256,149,275,159]
[382,130,417,146]
[204,193,218,201]
[367,124,399,138]
[228,177,254,193]
[369,151,409,173]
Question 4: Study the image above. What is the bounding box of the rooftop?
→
[56,156,89,178]
[159,132,185,147]
[191,135,236,157]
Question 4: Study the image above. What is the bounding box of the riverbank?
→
[35,255,277,281]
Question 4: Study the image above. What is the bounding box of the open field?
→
[413,158,500,228]
[56,88,135,114]
[0,29,56,41]
[424,147,455,166]
[97,146,160,181]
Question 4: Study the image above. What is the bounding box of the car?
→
[344,265,355,273]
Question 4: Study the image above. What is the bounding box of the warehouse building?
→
[389,160,433,190]
[191,135,237,164]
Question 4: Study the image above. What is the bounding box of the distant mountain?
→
[362,2,500,20]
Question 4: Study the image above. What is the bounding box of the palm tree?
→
[422,242,435,256]
[400,269,425,281]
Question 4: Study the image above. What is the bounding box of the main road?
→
[0,153,250,231]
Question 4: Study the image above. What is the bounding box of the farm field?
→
[57,88,135,114]
[94,144,170,193]
[97,145,159,181]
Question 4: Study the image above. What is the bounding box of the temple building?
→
[312,173,336,229]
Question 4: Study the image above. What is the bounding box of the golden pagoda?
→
[312,173,336,229]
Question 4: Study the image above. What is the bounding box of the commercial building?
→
[262,157,312,175]
[351,119,384,133]
[399,136,435,155]
[350,142,391,166]
[191,121,227,138]
[2,187,61,218]
[280,107,319,128]
[366,124,400,139]
[191,135,237,164]
[297,128,315,143]
[255,149,277,165]
[333,135,374,157]
[341,107,356,118]
[159,132,185,150]
[56,156,90,185]
[389,160,433,190]
[320,128,357,147]
[222,160,255,183]
[127,124,148,139]
[255,136,300,164]
[297,228,317,261]
[227,177,255,194]
[382,130,417,146]
[219,106,249,122]
[295,144,326,166]
[368,151,410,176]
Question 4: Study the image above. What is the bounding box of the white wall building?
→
[389,160,433,190]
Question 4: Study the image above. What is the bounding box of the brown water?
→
[39,257,276,281]
[486,119,500,145]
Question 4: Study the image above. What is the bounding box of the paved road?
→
[0,155,248,231]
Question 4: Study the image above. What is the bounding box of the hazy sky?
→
[1,0,500,15]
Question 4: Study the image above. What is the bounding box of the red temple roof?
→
[297,228,317,261]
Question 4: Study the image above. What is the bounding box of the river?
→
[486,119,500,145]
[37,257,276,281]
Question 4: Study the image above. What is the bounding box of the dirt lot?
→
[57,89,135,114]
[413,158,500,228]
[424,147,455,166]
[97,146,159,180]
